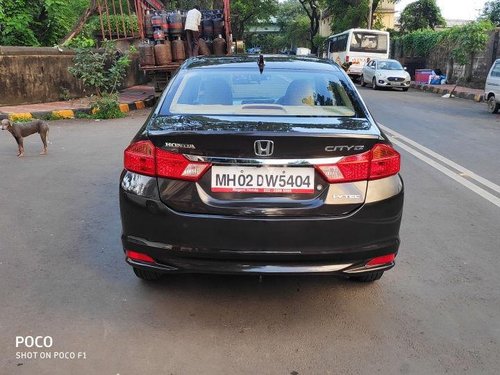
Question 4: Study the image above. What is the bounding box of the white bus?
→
[326,28,390,80]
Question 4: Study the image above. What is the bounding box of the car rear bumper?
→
[119,175,404,275]
[125,251,396,275]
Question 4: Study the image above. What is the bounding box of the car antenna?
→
[258,54,265,74]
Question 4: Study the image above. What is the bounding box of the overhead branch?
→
[298,0,313,19]
[60,0,98,46]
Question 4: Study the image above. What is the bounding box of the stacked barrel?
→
[199,9,227,57]
[139,8,228,67]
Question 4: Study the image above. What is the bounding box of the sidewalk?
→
[0,85,157,121]
[410,82,485,102]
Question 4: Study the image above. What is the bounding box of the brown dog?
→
[1,119,49,157]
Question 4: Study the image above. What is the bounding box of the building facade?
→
[375,0,396,30]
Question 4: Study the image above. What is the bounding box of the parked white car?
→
[361,59,411,91]
[485,58,500,114]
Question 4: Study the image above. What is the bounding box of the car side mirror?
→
[404,67,407,71]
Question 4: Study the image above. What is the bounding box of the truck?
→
[135,0,233,91]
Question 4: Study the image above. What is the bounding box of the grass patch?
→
[90,94,126,119]
[75,111,94,119]
[48,113,66,121]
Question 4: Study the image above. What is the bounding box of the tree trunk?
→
[310,6,320,53]
[299,0,320,54]
[446,56,454,83]
[466,53,474,82]
[310,18,316,52]
[60,1,98,46]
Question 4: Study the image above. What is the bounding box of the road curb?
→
[410,83,484,102]
[0,95,157,122]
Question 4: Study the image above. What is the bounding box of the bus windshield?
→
[349,32,388,53]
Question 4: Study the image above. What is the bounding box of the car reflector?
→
[182,163,211,179]
[315,165,344,181]
[366,253,396,267]
[126,250,155,263]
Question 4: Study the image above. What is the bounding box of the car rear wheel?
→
[360,75,366,87]
[350,271,384,282]
[133,267,163,281]
[488,95,499,113]
[372,78,378,90]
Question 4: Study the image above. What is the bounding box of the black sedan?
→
[119,56,403,283]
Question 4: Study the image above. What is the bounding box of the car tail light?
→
[156,148,211,181]
[124,140,211,181]
[366,253,396,268]
[369,144,400,180]
[345,55,349,62]
[315,143,400,183]
[124,140,156,176]
[126,250,155,263]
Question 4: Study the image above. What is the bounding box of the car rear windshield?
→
[161,68,357,117]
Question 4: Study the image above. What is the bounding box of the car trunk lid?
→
[148,115,382,217]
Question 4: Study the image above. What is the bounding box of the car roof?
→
[372,59,399,63]
[182,55,343,72]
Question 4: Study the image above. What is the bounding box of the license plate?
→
[211,166,315,194]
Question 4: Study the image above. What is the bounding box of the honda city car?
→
[119,56,404,283]
[361,58,411,91]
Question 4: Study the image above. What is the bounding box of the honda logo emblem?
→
[254,140,274,156]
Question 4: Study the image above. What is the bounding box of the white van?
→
[485,58,500,113]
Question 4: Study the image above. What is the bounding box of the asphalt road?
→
[0,89,499,374]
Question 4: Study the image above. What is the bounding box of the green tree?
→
[399,0,445,33]
[326,0,399,34]
[397,28,441,57]
[0,0,89,46]
[231,0,278,40]
[442,20,494,83]
[297,0,325,53]
[68,41,134,118]
[68,41,132,96]
[246,33,286,53]
[279,0,310,49]
[245,0,309,53]
[328,0,369,33]
[481,0,500,25]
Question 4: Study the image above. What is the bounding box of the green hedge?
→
[394,20,494,61]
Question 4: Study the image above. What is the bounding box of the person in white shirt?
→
[184,5,202,57]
